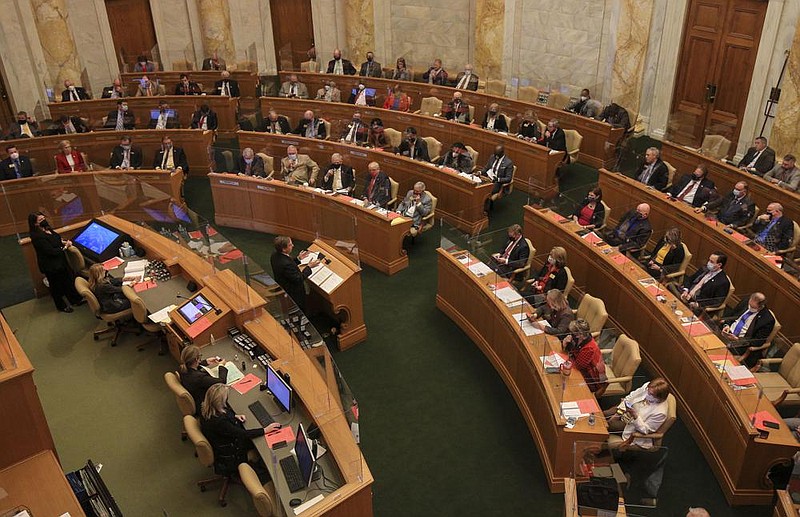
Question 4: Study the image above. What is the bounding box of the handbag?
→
[577,476,619,511]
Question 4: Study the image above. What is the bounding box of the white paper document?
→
[309,264,333,284]
[725,364,756,383]
[300,251,320,265]
[124,259,148,274]
[223,362,245,385]
[541,352,566,369]
[560,401,585,418]
[494,286,522,305]
[148,304,176,324]
[468,261,494,277]
[319,272,344,293]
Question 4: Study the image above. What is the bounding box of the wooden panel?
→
[0,451,84,516]
[105,0,158,67]
[119,71,257,99]
[269,0,314,71]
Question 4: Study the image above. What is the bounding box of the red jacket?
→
[568,337,607,393]
[56,151,87,173]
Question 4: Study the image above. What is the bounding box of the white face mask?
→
[68,85,75,90]
[324,85,331,91]
[288,154,297,161]
[9,152,19,160]
[706,261,716,271]
[358,84,365,90]
[121,105,128,111]
[547,256,554,264]
[452,151,458,158]
[580,96,588,101]
[645,394,659,404]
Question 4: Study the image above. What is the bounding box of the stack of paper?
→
[541,351,566,369]
[468,261,494,277]
[511,312,543,336]
[491,282,523,305]
[224,362,245,385]
[122,259,148,284]
[561,399,601,418]
[102,257,124,270]
[581,232,604,245]
[725,364,757,386]
[319,272,344,293]
[309,264,333,285]
[300,251,320,265]
[148,304,176,324]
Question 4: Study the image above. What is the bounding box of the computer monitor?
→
[150,109,177,120]
[350,87,377,98]
[295,423,317,488]
[267,363,292,414]
[176,294,214,324]
[72,219,129,262]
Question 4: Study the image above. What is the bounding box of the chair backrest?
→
[499,114,511,132]
[256,152,274,174]
[419,96,443,116]
[172,60,194,71]
[65,246,86,276]
[652,394,678,447]
[576,293,608,335]
[422,136,442,162]
[384,128,402,148]
[388,177,399,205]
[611,334,641,394]
[237,61,256,72]
[782,221,800,253]
[122,285,149,324]
[763,310,781,349]
[564,129,582,159]
[220,149,235,172]
[517,86,540,103]
[562,266,575,300]
[522,238,535,272]
[183,415,214,467]
[468,105,475,122]
[486,80,506,96]
[322,119,331,140]
[465,145,479,170]
[74,277,101,316]
[778,343,800,386]
[700,134,731,160]
[663,160,676,189]
[239,463,276,517]
[678,242,692,273]
[300,60,318,73]
[548,92,570,110]
[165,371,196,417]
[599,200,611,230]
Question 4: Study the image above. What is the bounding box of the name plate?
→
[256,185,276,192]
[280,139,300,146]
[218,179,239,186]
[349,150,368,158]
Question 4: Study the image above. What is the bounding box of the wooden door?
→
[269,0,315,71]
[104,0,158,71]
[668,0,767,147]
[0,70,15,133]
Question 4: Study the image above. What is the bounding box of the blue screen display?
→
[74,221,121,255]
[267,364,292,414]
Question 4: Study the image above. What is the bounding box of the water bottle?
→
[588,413,596,426]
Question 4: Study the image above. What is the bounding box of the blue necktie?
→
[757,219,778,243]
[732,311,753,336]
[14,160,21,178]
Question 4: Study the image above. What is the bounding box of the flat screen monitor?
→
[72,219,128,262]
[350,87,377,98]
[176,294,214,324]
[295,423,316,488]
[149,109,177,120]
[267,363,292,414]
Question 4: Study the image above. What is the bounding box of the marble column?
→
[475,0,504,81]
[197,0,236,64]
[610,0,655,119]
[30,0,82,88]
[770,30,800,157]
[345,0,375,63]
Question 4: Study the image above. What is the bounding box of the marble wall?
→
[609,0,655,118]
[31,0,82,88]
[345,0,376,66]
[197,0,236,64]
[769,25,800,157]
[475,0,504,81]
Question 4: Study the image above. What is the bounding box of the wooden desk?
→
[523,205,798,506]
[597,167,800,339]
[120,70,257,99]
[660,140,800,225]
[208,172,412,275]
[278,72,623,169]
[259,96,564,198]
[563,478,627,517]
[436,249,608,492]
[773,489,799,517]
[0,451,84,517]
[169,286,235,349]
[0,169,183,237]
[5,129,213,176]
[49,95,239,133]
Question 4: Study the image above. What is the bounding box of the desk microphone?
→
[176,293,222,315]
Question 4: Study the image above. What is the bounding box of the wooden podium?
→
[304,239,367,350]
[168,285,234,354]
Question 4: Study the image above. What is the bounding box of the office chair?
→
[573,293,608,338]
[702,280,734,319]
[415,97,443,117]
[184,415,239,507]
[122,285,165,353]
[607,394,677,450]
[65,246,89,279]
[562,266,575,300]
[737,310,781,367]
[411,191,438,242]
[664,243,692,284]
[422,136,442,163]
[547,92,570,110]
[595,201,611,232]
[238,463,278,517]
[74,277,134,347]
[699,134,731,160]
[662,160,676,191]
[517,86,540,103]
[486,79,506,96]
[754,343,800,406]
[383,128,402,149]
[165,372,195,440]
[600,334,641,398]
[510,239,535,283]
[737,205,759,233]
[564,129,583,163]
[387,177,400,210]
[255,153,274,177]
[489,165,516,205]
[465,145,479,172]
[777,221,800,260]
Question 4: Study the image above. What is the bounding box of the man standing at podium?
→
[271,236,320,311]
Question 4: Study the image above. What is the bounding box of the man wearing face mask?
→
[314,81,341,102]
[101,78,127,99]
[396,181,433,237]
[752,203,794,252]
[175,74,202,95]
[133,55,156,73]
[104,100,136,131]
[666,164,716,207]
[491,224,530,278]
[348,83,375,106]
[423,59,448,86]
[135,75,164,96]
[148,101,180,129]
[454,63,479,91]
[8,111,41,139]
[441,91,471,124]
[61,79,91,102]
[361,162,392,208]
[604,378,670,449]
[29,212,85,313]
[0,145,34,180]
[326,48,356,75]
[279,74,309,99]
[109,135,142,170]
[340,112,368,145]
[261,109,291,134]
[696,180,755,228]
[436,142,473,174]
[358,52,382,78]
[396,127,430,162]
[52,115,89,135]
[481,103,508,132]
[669,252,730,312]
[565,89,598,118]
[321,153,355,193]
[214,70,240,97]
[279,145,319,185]
[720,292,775,367]
[603,203,652,253]
[481,145,514,214]
[190,104,218,130]
[234,147,265,177]
[763,154,800,192]
[293,110,327,139]
[153,136,189,174]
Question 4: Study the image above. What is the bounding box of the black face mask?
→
[367,56,373,62]
[39,220,50,229]
[494,151,503,158]
[18,119,27,125]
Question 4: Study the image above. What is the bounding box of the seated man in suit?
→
[326,48,356,75]
[396,127,430,161]
[491,224,530,278]
[280,145,319,185]
[315,80,342,102]
[668,252,730,313]
[61,79,90,101]
[752,203,794,252]
[340,112,369,145]
[109,135,142,170]
[358,52,382,78]
[279,74,309,99]
[720,292,775,367]
[134,76,163,96]
[696,180,755,228]
[422,59,448,85]
[737,136,776,177]
[763,154,800,192]
[666,164,715,207]
[270,235,320,310]
[214,70,239,97]
[603,203,652,253]
[362,161,392,208]
[441,91,471,124]
[104,100,136,130]
[8,111,41,139]
[482,103,508,132]
[235,147,265,177]
[598,102,631,132]
[55,140,87,173]
[542,119,568,162]
[52,115,89,135]
[636,147,669,191]
[153,135,189,174]
[293,110,327,139]
[201,52,226,71]
[453,63,479,91]
[174,74,202,95]
[348,83,376,106]
[261,109,291,134]
[321,153,355,193]
[566,89,601,118]
[101,78,127,99]
[132,55,156,73]
[481,145,515,214]
[190,104,218,130]
[0,145,34,180]
[396,181,433,237]
[148,101,180,129]
[437,142,474,174]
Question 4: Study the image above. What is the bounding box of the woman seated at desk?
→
[55,139,87,173]
[638,227,684,281]
[87,264,131,313]
[524,246,568,307]
[516,109,542,143]
[526,289,574,337]
[562,319,607,395]
[383,84,411,112]
[367,118,392,151]
[179,345,226,414]
[571,187,605,230]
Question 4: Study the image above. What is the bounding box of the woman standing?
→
[29,212,84,312]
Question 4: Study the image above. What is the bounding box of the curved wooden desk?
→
[259,97,564,199]
[237,130,492,234]
[523,205,798,506]
[660,140,800,224]
[4,129,213,177]
[279,71,623,169]
[49,95,239,134]
[119,70,257,98]
[597,167,800,338]
[209,172,413,275]
[436,249,608,492]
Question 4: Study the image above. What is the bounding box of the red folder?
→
[186,316,212,339]
[232,374,261,395]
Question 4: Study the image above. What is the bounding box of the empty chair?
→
[422,136,442,162]
[486,80,506,96]
[383,128,403,149]
[548,92,570,110]
[573,293,607,337]
[387,177,400,209]
[220,150,235,172]
[601,334,642,398]
[172,60,194,71]
[183,415,237,507]
[165,372,196,440]
[754,343,800,407]
[255,152,274,176]
[662,160,676,190]
[517,86,540,103]
[239,463,277,517]
[300,60,319,73]
[700,134,731,160]
[415,97,443,116]
[123,285,165,352]
[564,129,583,163]
[74,277,134,346]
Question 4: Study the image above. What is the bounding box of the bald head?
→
[636,203,650,218]
[686,508,710,517]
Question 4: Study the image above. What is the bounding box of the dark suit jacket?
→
[61,87,90,101]
[152,147,189,173]
[0,156,34,180]
[531,264,567,292]
[261,116,291,134]
[201,58,226,71]
[636,159,669,191]
[339,121,369,144]
[722,299,776,355]
[705,192,755,227]
[442,101,471,124]
[326,58,356,75]
[31,229,69,274]
[668,175,716,207]
[180,366,225,416]
[7,121,42,139]
[148,112,180,129]
[496,236,530,277]
[214,79,240,97]
[191,110,218,130]
[52,116,89,135]
[608,209,652,252]
[109,145,143,169]
[752,216,794,251]
[422,67,448,85]
[358,61,383,77]
[544,127,568,159]
[453,72,479,91]
[101,85,127,98]
[437,152,474,174]
[104,110,136,130]
[645,237,685,275]
[362,171,392,207]
[200,407,262,471]
[396,138,430,161]
[737,146,776,176]
[174,82,202,95]
[321,164,355,191]
[482,154,514,189]
[234,155,266,177]
[293,118,327,139]
[482,113,508,132]
[271,251,311,308]
[681,268,731,308]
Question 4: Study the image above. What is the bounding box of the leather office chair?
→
[486,80,506,96]
[548,92,570,110]
[562,266,575,300]
[499,114,512,133]
[239,463,277,517]
[165,372,196,440]
[702,280,734,319]
[300,60,319,73]
[74,277,134,346]
[564,129,582,163]
[607,394,677,450]
[465,145,479,171]
[700,134,731,160]
[220,150,235,172]
[255,152,274,176]
[422,136,442,162]
[596,201,611,231]
[415,97,443,117]
[383,128,403,149]
[183,414,238,507]
[601,334,641,398]
[65,246,89,279]
[468,105,475,123]
[664,242,692,284]
[737,205,759,233]
[517,86,540,103]
[420,192,438,234]
[237,61,256,73]
[776,221,800,260]
[387,177,400,209]
[754,343,800,406]
[122,285,164,353]
[737,310,781,366]
[322,119,331,140]
[662,160,676,191]
[509,238,535,282]
[573,293,608,338]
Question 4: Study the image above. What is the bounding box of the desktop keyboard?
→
[280,456,305,492]
[248,401,274,427]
